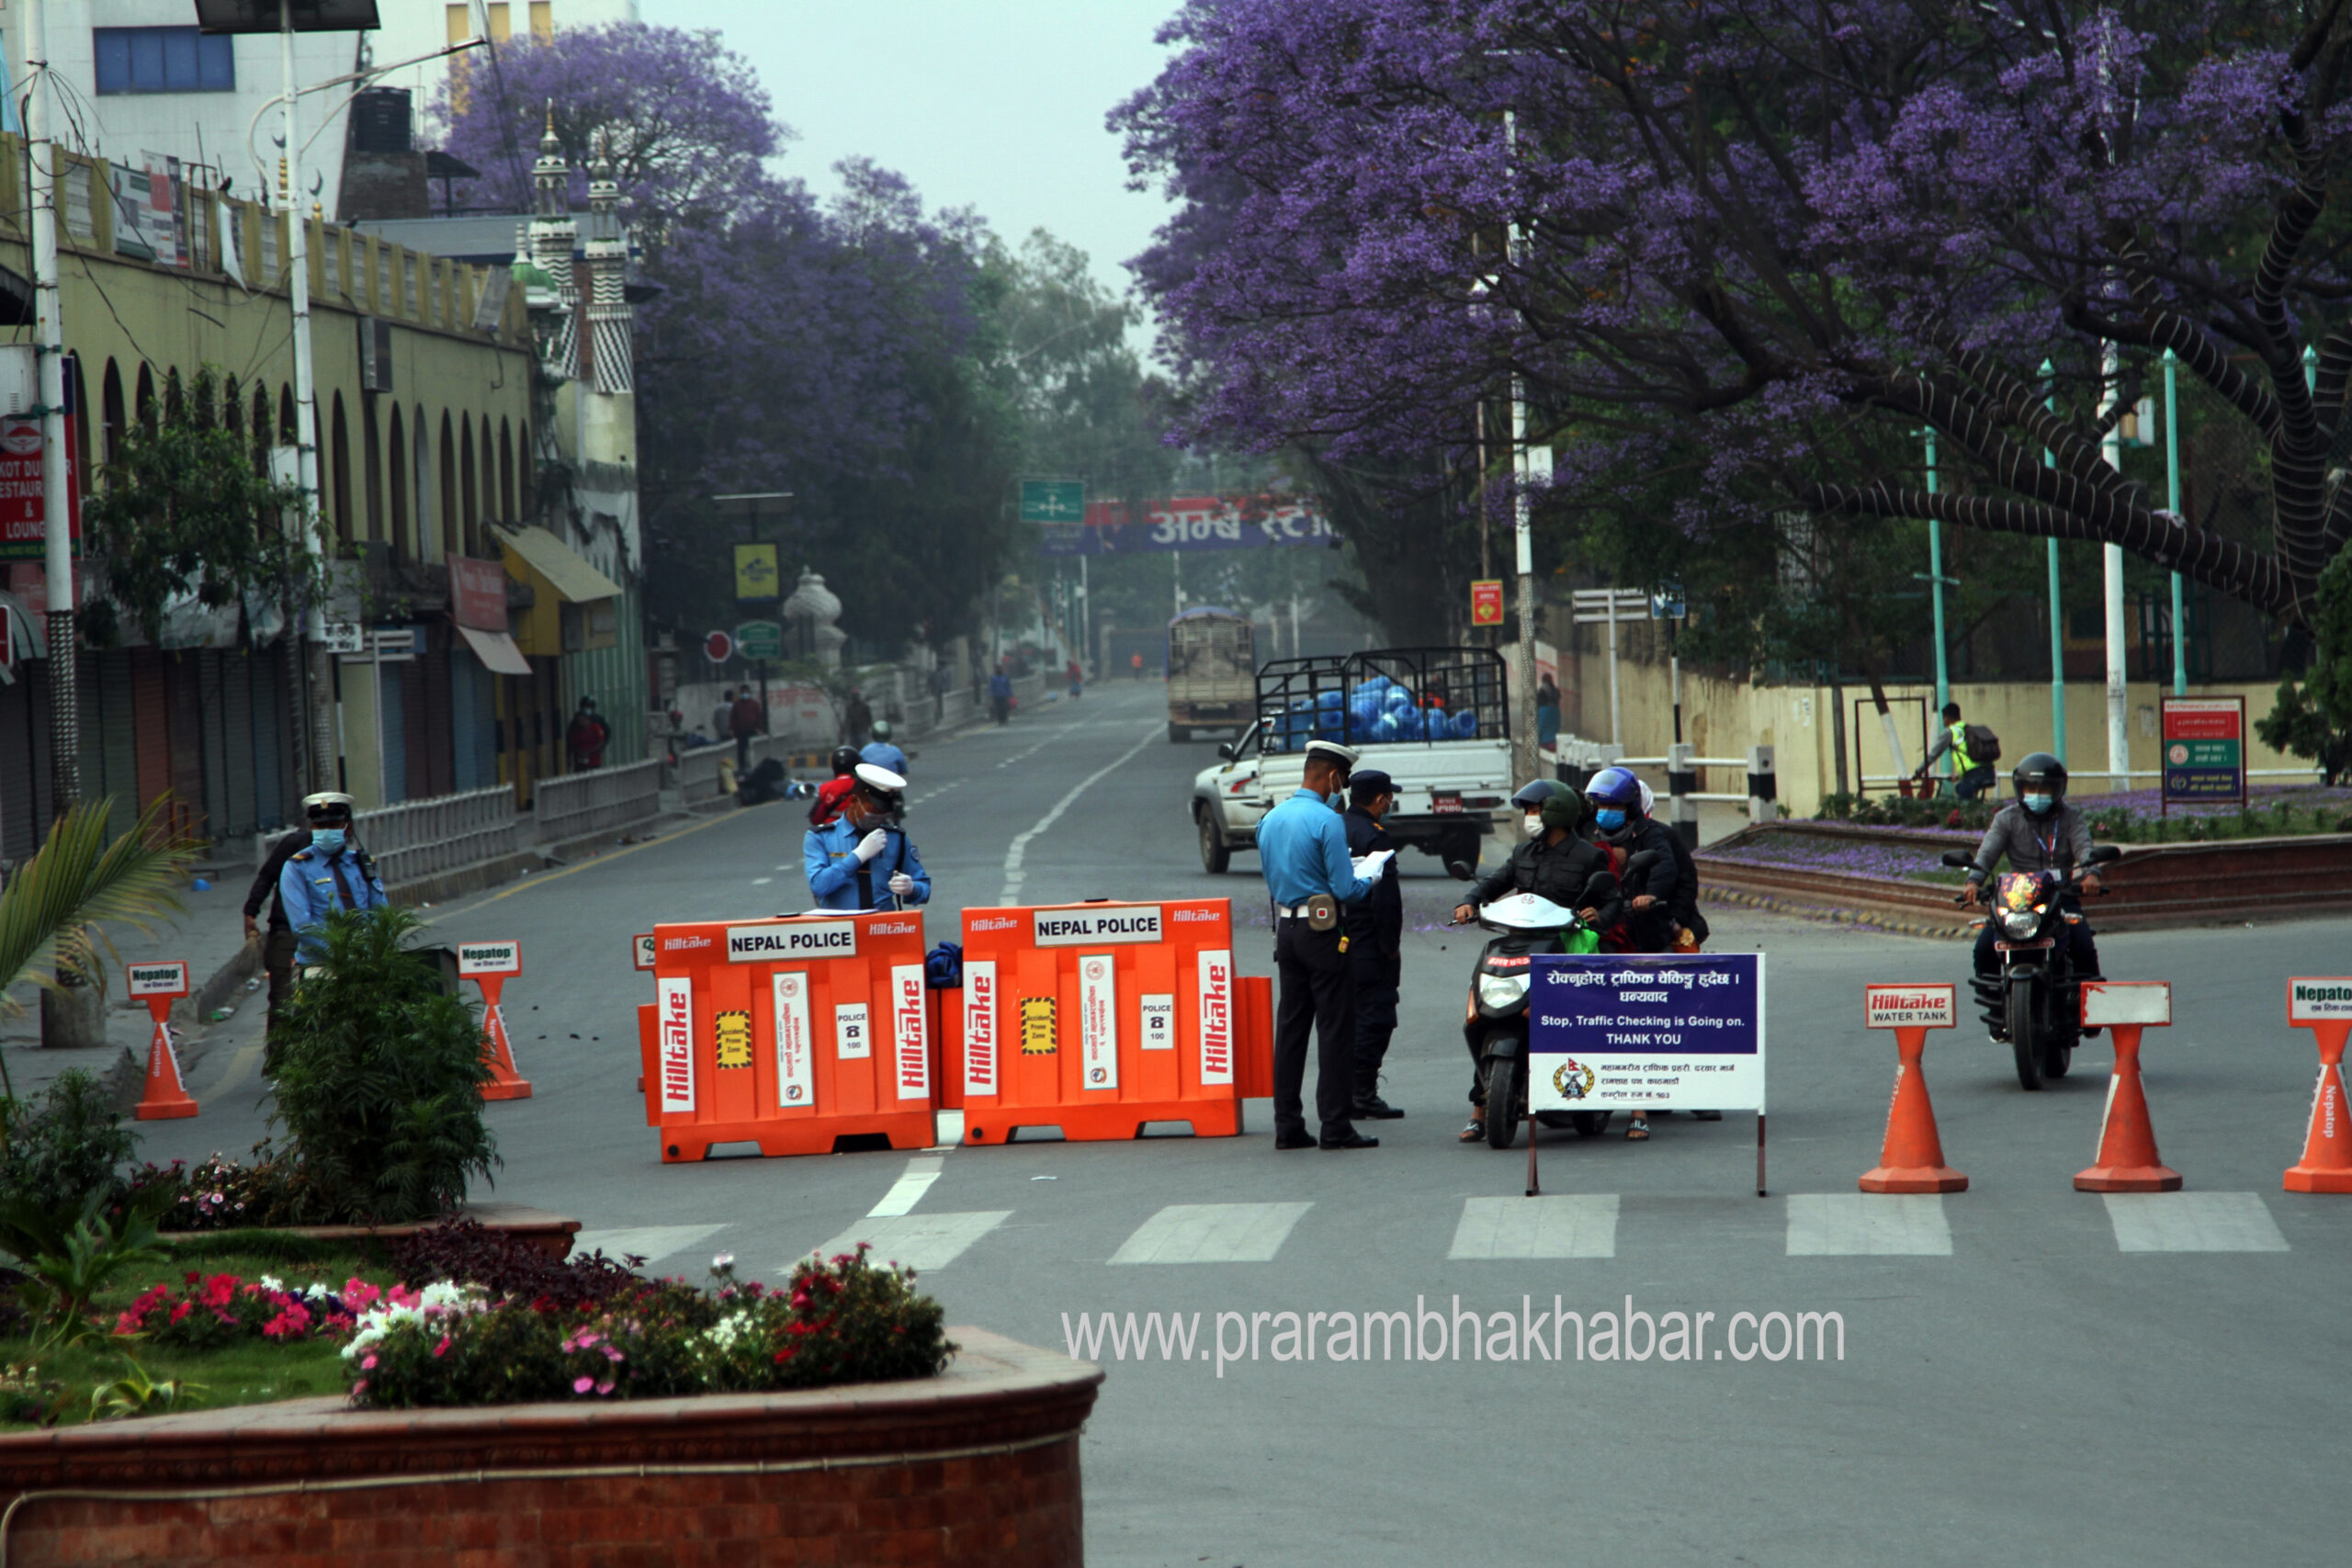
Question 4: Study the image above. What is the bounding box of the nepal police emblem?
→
[1552,1059,1596,1101]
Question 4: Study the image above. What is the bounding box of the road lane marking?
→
[993,723,1085,772]
[1448,1195,1618,1258]
[571,1223,729,1268]
[2103,1192,2289,1253]
[202,1038,266,1099]
[751,876,772,886]
[1109,1202,1312,1264]
[998,723,1165,905]
[456,807,752,910]
[809,1211,1009,1271]
[1785,1194,1953,1256]
[868,1157,943,1217]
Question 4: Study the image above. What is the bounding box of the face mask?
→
[311,828,346,855]
[1595,808,1627,832]
[1523,813,1545,837]
[2022,793,2052,814]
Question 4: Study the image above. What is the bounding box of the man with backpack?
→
[1917,702,2000,799]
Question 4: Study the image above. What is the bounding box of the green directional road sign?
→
[734,620,785,661]
[1019,479,1087,524]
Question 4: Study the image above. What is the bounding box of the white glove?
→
[888,872,916,897]
[854,829,889,864]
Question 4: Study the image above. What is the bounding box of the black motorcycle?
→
[1940,844,2120,1090]
[1461,853,1653,1149]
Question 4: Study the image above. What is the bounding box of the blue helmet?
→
[1586,766,1643,811]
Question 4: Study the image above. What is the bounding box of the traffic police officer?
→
[277,794,388,964]
[1341,768,1405,1120]
[1257,739,1388,1150]
[804,764,931,910]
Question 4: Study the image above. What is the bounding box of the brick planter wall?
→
[0,1327,1100,1567]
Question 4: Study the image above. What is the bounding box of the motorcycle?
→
[1939,843,2120,1090]
[1460,852,1656,1150]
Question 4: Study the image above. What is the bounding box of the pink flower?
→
[572,1375,595,1394]
[594,1379,615,1395]
[387,1284,422,1311]
[432,1335,452,1358]
[342,1279,381,1312]
[361,1354,378,1371]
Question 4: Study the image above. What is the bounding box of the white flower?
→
[257,1274,285,1293]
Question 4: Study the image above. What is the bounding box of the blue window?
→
[93,28,236,95]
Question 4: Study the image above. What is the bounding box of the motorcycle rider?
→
[1450,780,1621,1144]
[861,721,910,778]
[1584,766,1685,1138]
[1955,752,2104,1022]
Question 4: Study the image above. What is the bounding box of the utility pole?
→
[1505,110,1544,787]
[2041,360,2067,765]
[2164,349,2186,696]
[2100,342,2129,794]
[26,0,77,816]
[1921,427,1953,778]
[279,0,335,789]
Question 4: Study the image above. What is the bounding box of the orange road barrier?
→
[2283,976,2352,1194]
[1858,983,1967,1193]
[951,899,1271,1144]
[636,910,934,1163]
[126,960,198,1121]
[631,933,654,1094]
[457,939,531,1100]
[2075,981,2182,1193]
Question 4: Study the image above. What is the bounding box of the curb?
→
[1703,887,1971,942]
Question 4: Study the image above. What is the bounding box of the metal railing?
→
[353,784,523,887]
[536,758,663,846]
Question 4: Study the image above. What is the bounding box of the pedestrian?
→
[989,667,1013,725]
[565,696,609,770]
[931,663,949,725]
[277,793,388,966]
[1130,651,1145,680]
[730,685,764,772]
[1067,659,1083,699]
[1536,674,1562,750]
[1917,702,2000,799]
[1341,769,1406,1121]
[803,764,930,911]
[844,688,875,749]
[861,720,910,778]
[711,692,734,742]
[1257,739,1388,1150]
[243,800,332,1056]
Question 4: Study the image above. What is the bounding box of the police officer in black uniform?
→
[1342,769,1406,1120]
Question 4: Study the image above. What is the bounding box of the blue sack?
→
[924,942,965,989]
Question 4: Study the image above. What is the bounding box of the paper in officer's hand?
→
[1351,849,1395,878]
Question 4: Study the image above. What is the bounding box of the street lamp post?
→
[2041,360,2067,765]
[2164,349,2186,696]
[26,0,76,815]
[1918,428,1955,779]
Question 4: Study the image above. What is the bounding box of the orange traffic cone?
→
[2075,1024,2180,1191]
[132,1004,198,1121]
[2284,1021,2352,1194]
[1860,1027,1966,1193]
[477,976,533,1100]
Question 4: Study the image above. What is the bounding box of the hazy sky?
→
[647,1,1183,348]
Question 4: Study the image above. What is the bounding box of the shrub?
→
[266,907,498,1224]
[0,1190,172,1350]
[112,1271,367,1348]
[387,1218,644,1311]
[347,1247,953,1409]
[0,1071,138,1215]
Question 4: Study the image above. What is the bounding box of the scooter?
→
[1461,855,1652,1150]
[1939,844,2120,1090]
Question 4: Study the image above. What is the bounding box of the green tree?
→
[2257,548,2352,784]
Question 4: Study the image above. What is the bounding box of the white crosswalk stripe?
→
[1448,1195,1619,1258]
[1109,1202,1312,1264]
[570,1224,730,1268]
[1786,1194,1953,1256]
[2102,1192,2290,1253]
[809,1212,1011,1272]
[867,1157,943,1217]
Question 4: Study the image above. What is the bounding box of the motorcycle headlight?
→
[1477,973,1531,1009]
[1999,908,2041,938]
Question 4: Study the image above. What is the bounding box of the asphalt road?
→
[149,679,2350,1568]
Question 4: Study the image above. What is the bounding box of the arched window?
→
[164,367,185,424]
[278,385,297,444]
[388,404,409,562]
[101,360,126,470]
[252,386,270,471]
[134,365,156,434]
[330,392,353,553]
[438,412,457,558]
[363,400,382,546]
[498,419,514,523]
[517,419,533,519]
[223,376,244,440]
[478,413,495,530]
[459,418,478,555]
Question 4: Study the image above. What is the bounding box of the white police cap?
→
[1304,739,1360,769]
[853,763,908,797]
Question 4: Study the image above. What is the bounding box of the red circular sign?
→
[704,630,734,663]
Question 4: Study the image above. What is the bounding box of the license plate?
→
[1993,939,2054,952]
[1432,795,1463,815]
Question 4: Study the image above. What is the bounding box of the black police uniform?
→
[242,828,313,1038]
[1342,793,1404,1111]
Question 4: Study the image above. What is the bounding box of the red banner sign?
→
[447,553,508,631]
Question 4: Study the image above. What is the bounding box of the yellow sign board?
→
[733,543,780,601]
[1019,997,1058,1055]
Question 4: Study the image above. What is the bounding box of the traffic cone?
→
[1860,1029,1966,1193]
[2075,1025,2180,1191]
[478,980,533,1101]
[2283,1022,2352,1193]
[132,1005,198,1121]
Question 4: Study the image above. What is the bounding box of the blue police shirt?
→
[803,816,931,911]
[1255,788,1377,908]
[278,846,389,960]
[860,741,909,775]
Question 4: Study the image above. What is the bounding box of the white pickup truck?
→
[1190,649,1514,874]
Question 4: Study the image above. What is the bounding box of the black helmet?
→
[2012,752,2067,811]
[830,746,860,775]
[1511,779,1571,811]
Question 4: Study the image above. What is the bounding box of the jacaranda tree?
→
[1119,0,2352,626]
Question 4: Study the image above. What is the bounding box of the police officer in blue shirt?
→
[804,764,930,911]
[1258,739,1389,1150]
[860,721,910,778]
[277,793,388,963]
